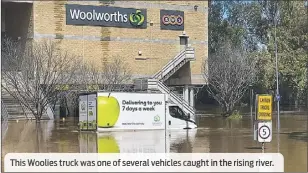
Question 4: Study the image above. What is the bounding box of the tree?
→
[62,57,132,117]
[209,1,308,107]
[81,57,132,92]
[1,38,81,122]
[256,1,308,106]
[203,41,258,117]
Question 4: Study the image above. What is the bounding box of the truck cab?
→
[166,103,197,129]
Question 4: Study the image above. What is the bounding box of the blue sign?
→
[276,95,281,102]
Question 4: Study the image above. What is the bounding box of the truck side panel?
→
[97,92,166,130]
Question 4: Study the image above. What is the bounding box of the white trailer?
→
[78,92,197,131]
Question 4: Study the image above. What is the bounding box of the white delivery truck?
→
[78,92,197,131]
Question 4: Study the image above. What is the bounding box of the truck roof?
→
[98,92,166,95]
[79,92,167,96]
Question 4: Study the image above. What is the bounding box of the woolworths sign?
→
[66,4,147,29]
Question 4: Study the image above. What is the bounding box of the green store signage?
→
[66,4,147,29]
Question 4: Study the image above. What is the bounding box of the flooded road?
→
[2,115,307,172]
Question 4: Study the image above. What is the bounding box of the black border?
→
[258,125,271,140]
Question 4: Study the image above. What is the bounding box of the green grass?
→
[227,110,243,119]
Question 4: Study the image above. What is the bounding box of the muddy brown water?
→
[2,115,307,172]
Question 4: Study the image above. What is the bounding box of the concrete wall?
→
[32,1,208,85]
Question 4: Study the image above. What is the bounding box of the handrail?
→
[148,46,196,121]
[160,54,185,78]
[148,79,195,115]
[153,47,195,81]
[152,49,186,79]
[156,81,195,113]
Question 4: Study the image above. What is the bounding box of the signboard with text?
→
[160,10,184,31]
[66,4,147,29]
[96,92,166,130]
[257,95,272,121]
[258,121,272,143]
[79,95,88,130]
[87,94,97,130]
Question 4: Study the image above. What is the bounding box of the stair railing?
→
[148,79,195,116]
[153,47,195,80]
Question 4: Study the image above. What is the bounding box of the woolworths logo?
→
[154,115,160,122]
[69,9,129,23]
[129,10,145,26]
[66,4,147,29]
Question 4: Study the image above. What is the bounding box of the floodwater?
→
[1,115,307,172]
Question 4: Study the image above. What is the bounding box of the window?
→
[169,106,189,121]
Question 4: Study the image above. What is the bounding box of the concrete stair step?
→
[5,105,35,109]
[8,113,48,118]
[5,104,34,107]
[2,98,33,101]
[8,117,36,120]
[3,102,35,106]
[8,115,34,119]
[7,111,27,114]
[6,108,27,111]
[1,96,30,101]
[2,91,52,120]
[7,111,33,115]
[6,110,35,115]
[1,102,34,106]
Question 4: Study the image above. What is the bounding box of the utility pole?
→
[274,1,280,131]
[274,1,280,153]
[305,0,308,110]
[249,84,254,137]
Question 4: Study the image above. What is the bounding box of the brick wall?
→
[32,1,208,85]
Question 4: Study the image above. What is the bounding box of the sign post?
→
[253,94,258,141]
[255,94,273,152]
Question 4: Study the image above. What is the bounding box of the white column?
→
[190,87,195,107]
[184,85,189,103]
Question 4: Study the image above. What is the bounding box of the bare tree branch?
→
[203,41,259,117]
[101,57,132,92]
[62,56,132,117]
[2,38,80,121]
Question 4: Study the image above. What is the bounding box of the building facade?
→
[2,0,208,118]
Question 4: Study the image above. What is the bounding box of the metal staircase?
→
[153,47,195,81]
[1,89,53,120]
[146,46,196,120]
[148,79,195,118]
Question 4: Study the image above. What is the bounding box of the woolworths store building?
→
[2,1,208,117]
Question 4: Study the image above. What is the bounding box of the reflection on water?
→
[1,116,307,172]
